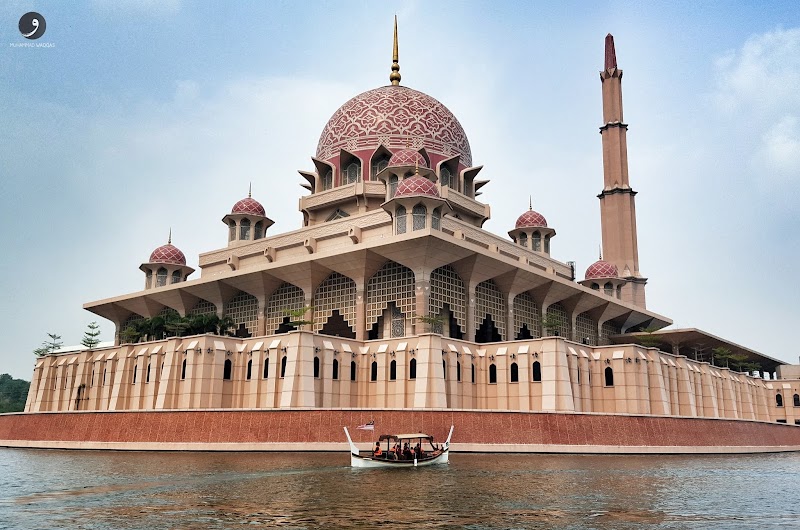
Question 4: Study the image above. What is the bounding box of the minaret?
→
[390,15,401,86]
[597,34,647,307]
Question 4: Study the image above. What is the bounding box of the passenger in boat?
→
[403,442,412,460]
[390,443,400,460]
[415,442,424,458]
[373,442,383,458]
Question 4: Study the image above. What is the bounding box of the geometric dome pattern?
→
[316,86,472,166]
[388,148,428,168]
[515,210,548,228]
[395,175,440,198]
[149,244,187,266]
[231,197,266,216]
[585,259,618,280]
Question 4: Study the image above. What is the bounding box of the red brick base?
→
[1,410,799,453]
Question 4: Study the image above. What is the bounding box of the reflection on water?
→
[1,448,799,529]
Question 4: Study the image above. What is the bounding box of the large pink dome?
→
[388,149,428,168]
[231,197,266,216]
[585,260,618,280]
[395,175,439,198]
[515,210,548,228]
[316,86,472,166]
[149,244,186,266]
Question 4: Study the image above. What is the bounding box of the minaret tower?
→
[597,33,647,307]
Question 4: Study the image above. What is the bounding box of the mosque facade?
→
[8,26,800,453]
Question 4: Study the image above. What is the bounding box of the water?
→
[1,449,799,529]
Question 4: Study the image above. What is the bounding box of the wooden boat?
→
[344,425,454,468]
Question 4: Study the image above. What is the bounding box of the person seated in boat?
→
[389,443,399,460]
[403,442,412,460]
[415,442,424,458]
[373,442,383,458]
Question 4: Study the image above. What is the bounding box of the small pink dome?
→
[149,244,186,266]
[388,149,428,169]
[585,260,618,280]
[231,197,266,216]
[515,210,548,228]
[395,175,440,198]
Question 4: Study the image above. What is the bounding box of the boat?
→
[344,426,454,468]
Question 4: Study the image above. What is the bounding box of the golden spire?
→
[248,182,252,198]
[168,228,172,245]
[390,15,401,86]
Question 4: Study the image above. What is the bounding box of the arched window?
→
[223,359,232,380]
[371,361,378,381]
[344,162,360,185]
[263,358,269,379]
[314,356,320,378]
[350,361,357,381]
[604,282,613,296]
[616,285,622,299]
[281,356,287,378]
[440,166,452,188]
[604,366,614,387]
[776,393,784,407]
[322,170,333,191]
[246,359,252,380]
[390,360,397,381]
[181,358,187,380]
[443,360,447,380]
[240,218,251,241]
[254,221,264,240]
[432,207,441,230]
[389,175,398,197]
[489,364,497,384]
[409,358,417,380]
[396,205,406,234]
[457,361,461,382]
[519,232,528,248]
[228,221,236,242]
[591,283,600,290]
[172,270,181,284]
[332,358,339,380]
[471,363,475,383]
[133,365,138,384]
[532,231,541,252]
[412,204,427,230]
[156,268,167,287]
[510,362,519,383]
[146,363,151,383]
[372,156,389,179]
[544,236,551,254]
[532,361,542,382]
[794,393,800,407]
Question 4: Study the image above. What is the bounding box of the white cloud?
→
[753,115,800,184]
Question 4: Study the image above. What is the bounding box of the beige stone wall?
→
[26,331,800,426]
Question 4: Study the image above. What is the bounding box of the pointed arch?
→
[366,261,415,333]
[313,272,357,334]
[429,265,466,337]
[266,283,305,335]
[225,291,259,336]
[475,279,506,340]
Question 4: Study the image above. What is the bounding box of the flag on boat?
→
[356,420,374,431]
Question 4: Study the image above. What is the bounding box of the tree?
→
[283,306,314,328]
[712,347,732,368]
[81,321,102,350]
[637,326,662,348]
[0,374,30,413]
[33,333,63,357]
[417,314,444,333]
[541,313,563,336]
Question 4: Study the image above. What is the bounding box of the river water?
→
[1,448,799,529]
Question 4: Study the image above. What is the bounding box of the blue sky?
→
[1,1,799,380]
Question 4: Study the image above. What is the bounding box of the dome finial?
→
[599,244,602,260]
[248,182,252,198]
[168,227,172,245]
[529,196,532,211]
[389,15,401,86]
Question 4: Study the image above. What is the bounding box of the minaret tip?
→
[529,196,532,211]
[599,244,602,260]
[390,15,401,86]
[168,228,172,245]
[604,33,617,70]
[248,182,252,198]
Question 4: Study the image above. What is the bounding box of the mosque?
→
[5,24,800,453]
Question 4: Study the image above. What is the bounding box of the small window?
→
[457,361,461,382]
[591,283,600,290]
[103,369,106,386]
[246,359,252,380]
[314,356,320,378]
[371,361,378,382]
[489,364,497,384]
[510,362,519,383]
[532,232,541,252]
[263,358,269,379]
[440,166,452,188]
[389,175,398,197]
[345,162,360,185]
[146,363,151,383]
[372,156,389,179]
[777,419,787,423]
[471,363,475,384]
[443,359,447,380]
[332,358,339,380]
[604,282,613,296]
[412,204,427,230]
[322,170,333,191]
[604,366,614,387]
[396,206,406,234]
[156,268,167,287]
[544,236,550,254]
[390,360,397,381]
[532,361,542,382]
[254,221,264,240]
[281,356,287,378]
[181,358,187,380]
[776,393,783,407]
[171,270,181,284]
[223,359,232,380]
[240,218,251,241]
[794,393,800,407]
[519,233,528,248]
[228,221,236,242]
[133,365,138,384]
[350,361,357,381]
[616,285,622,299]
[409,358,417,380]
[432,208,441,230]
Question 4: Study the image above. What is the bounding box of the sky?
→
[1,1,799,380]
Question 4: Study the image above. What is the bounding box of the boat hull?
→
[350,450,449,468]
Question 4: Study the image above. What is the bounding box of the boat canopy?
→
[378,433,435,442]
